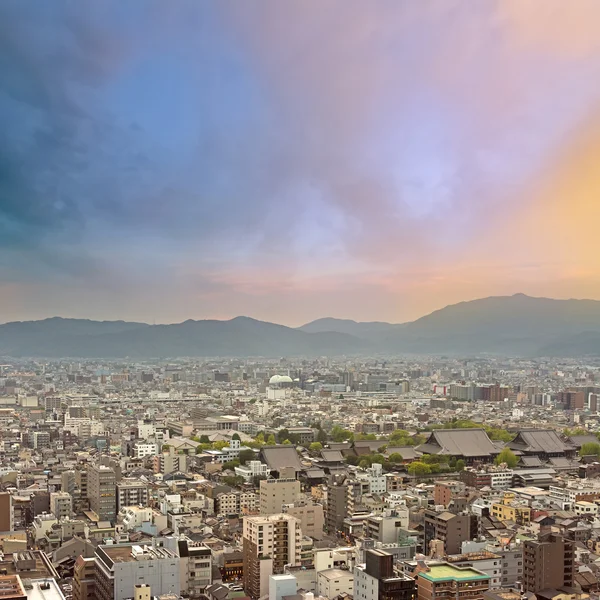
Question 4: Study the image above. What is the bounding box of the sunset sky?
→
[1,1,600,326]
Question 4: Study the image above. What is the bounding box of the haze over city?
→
[2,1,600,326]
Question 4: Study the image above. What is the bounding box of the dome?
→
[269,374,293,385]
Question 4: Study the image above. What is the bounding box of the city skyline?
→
[2,1,600,326]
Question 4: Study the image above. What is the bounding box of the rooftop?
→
[419,564,490,582]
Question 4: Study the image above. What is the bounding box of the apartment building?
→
[416,563,489,600]
[117,480,149,511]
[243,514,302,600]
[260,478,300,515]
[523,534,574,594]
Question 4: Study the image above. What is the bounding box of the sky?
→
[2,1,600,326]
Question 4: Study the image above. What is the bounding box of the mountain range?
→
[1,294,600,358]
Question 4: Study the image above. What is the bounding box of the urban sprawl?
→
[1,356,600,600]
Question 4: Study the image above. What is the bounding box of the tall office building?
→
[88,464,117,523]
[243,514,302,600]
[260,478,300,515]
[523,534,574,593]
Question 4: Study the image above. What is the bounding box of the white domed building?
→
[267,374,294,400]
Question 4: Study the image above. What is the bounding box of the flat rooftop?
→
[419,564,489,582]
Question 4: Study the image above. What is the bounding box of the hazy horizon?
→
[2,1,600,326]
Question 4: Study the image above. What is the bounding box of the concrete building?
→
[317,568,354,598]
[269,574,297,600]
[260,478,300,515]
[365,509,409,544]
[88,464,117,523]
[522,534,575,594]
[132,442,158,458]
[95,542,180,600]
[416,563,489,600]
[73,555,96,600]
[50,492,72,520]
[283,499,324,540]
[0,491,13,532]
[354,549,416,600]
[153,447,186,475]
[235,460,270,483]
[327,480,350,533]
[178,540,212,596]
[364,463,386,495]
[117,480,149,511]
[243,513,302,600]
[423,511,477,555]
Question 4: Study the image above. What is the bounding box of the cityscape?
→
[2,2,600,600]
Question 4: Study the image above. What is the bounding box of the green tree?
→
[277,429,290,443]
[580,442,600,458]
[212,441,229,451]
[283,439,292,445]
[162,444,171,452]
[378,445,388,453]
[331,426,353,442]
[358,458,371,470]
[232,433,241,441]
[494,447,518,468]
[266,434,276,445]
[407,462,431,477]
[309,442,323,453]
[388,453,404,463]
[238,449,256,465]
[455,459,465,472]
[223,475,244,488]
[254,433,266,446]
[199,435,210,444]
[317,429,328,444]
[222,459,240,471]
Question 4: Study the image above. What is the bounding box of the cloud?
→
[2,1,600,323]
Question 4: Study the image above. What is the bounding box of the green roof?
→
[419,564,490,582]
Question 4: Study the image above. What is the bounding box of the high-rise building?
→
[243,514,302,600]
[523,534,574,593]
[354,549,416,600]
[557,391,585,410]
[326,480,350,533]
[88,464,117,523]
[260,478,300,515]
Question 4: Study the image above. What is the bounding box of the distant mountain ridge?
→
[2,294,600,357]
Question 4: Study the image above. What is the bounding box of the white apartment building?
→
[118,506,154,531]
[133,442,159,459]
[364,463,386,495]
[235,460,271,483]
